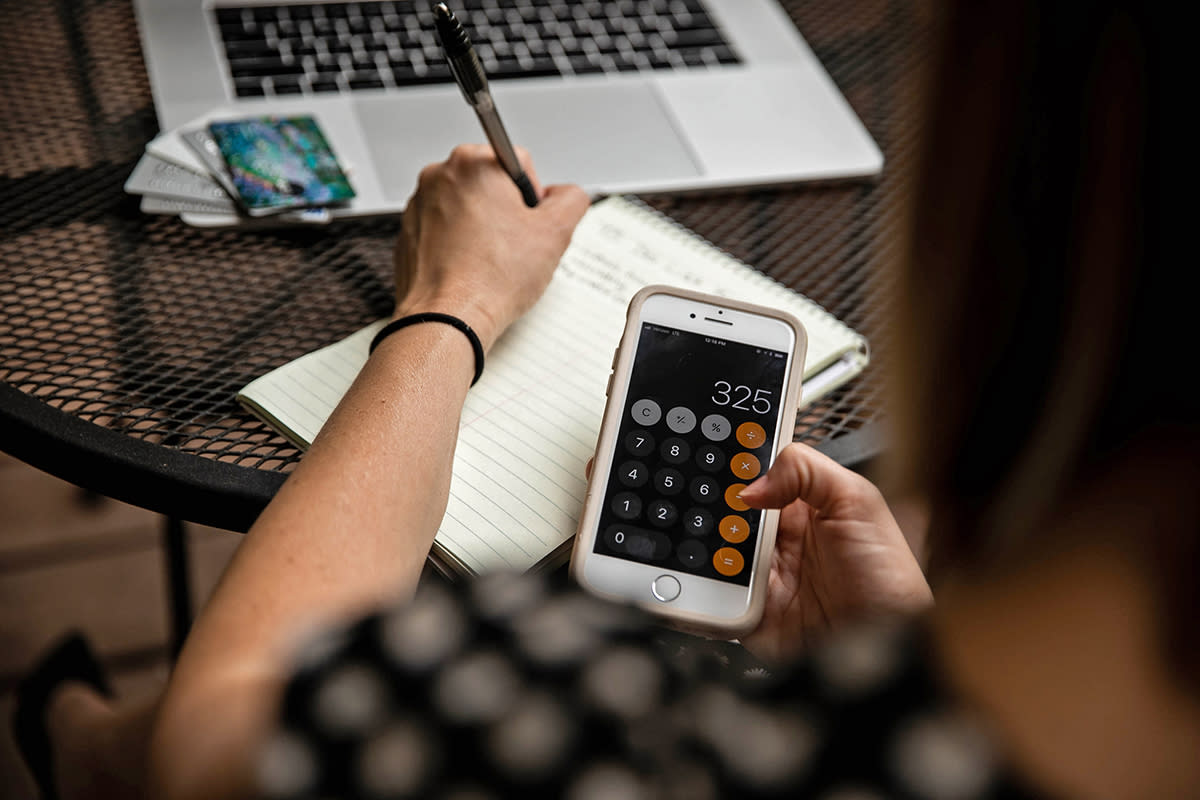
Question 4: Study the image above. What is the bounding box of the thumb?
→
[739,442,879,514]
[538,183,591,225]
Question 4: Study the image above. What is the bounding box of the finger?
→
[447,143,490,163]
[396,192,420,270]
[739,442,881,514]
[415,161,441,195]
[585,457,594,480]
[538,183,590,226]
[402,176,423,219]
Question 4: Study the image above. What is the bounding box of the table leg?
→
[161,517,193,660]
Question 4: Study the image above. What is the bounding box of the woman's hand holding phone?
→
[738,443,933,664]
[393,144,589,352]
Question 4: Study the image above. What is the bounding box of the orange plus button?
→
[713,547,745,576]
[736,421,766,449]
[719,514,749,543]
[730,452,760,481]
[724,483,750,511]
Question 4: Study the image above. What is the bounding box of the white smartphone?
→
[571,286,807,638]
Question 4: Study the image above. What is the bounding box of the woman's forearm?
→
[146,145,590,800]
[148,321,475,800]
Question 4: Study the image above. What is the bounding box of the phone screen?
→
[591,321,789,586]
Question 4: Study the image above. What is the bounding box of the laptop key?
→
[233,77,267,97]
[271,76,304,94]
[310,76,342,93]
[648,52,674,69]
[488,56,527,77]
[229,58,304,78]
[712,45,739,64]
[214,7,243,25]
[223,39,275,58]
[673,28,723,47]
[347,73,386,90]
[392,71,454,86]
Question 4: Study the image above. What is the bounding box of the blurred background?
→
[0,453,241,798]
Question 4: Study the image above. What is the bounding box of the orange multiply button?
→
[731,452,760,481]
[725,483,750,511]
[713,547,745,576]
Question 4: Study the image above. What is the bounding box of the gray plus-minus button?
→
[666,406,697,434]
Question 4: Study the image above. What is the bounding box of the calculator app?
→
[592,323,789,585]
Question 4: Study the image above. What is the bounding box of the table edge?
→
[0,383,283,532]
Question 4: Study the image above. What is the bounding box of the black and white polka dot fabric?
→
[260,574,1043,799]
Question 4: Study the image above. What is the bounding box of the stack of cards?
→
[125,114,356,228]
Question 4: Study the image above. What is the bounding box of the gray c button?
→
[651,574,681,602]
[631,399,662,426]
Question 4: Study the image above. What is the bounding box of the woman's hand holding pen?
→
[393,144,590,352]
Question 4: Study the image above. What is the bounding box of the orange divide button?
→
[736,421,766,449]
[713,547,745,576]
[725,483,750,511]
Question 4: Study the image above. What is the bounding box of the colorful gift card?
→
[202,115,356,215]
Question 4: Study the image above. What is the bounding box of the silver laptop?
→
[134,0,882,218]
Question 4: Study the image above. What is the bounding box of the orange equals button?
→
[713,547,744,576]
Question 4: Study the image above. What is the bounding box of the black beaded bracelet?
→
[368,313,485,386]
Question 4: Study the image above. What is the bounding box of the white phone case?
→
[570,285,807,638]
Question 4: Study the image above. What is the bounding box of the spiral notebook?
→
[238,196,869,577]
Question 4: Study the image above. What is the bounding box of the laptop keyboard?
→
[214,0,742,98]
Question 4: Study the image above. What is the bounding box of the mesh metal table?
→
[1,0,927,533]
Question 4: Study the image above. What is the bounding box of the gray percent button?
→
[630,398,662,426]
[665,406,697,434]
[700,413,732,441]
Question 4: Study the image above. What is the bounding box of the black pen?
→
[433,3,539,208]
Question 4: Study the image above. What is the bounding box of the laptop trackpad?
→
[356,82,701,200]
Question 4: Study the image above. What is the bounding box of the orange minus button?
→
[725,483,750,511]
[713,547,745,576]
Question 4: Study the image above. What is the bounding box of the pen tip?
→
[433,3,452,18]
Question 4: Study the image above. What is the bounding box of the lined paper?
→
[238,196,868,575]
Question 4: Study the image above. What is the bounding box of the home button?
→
[651,575,681,602]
